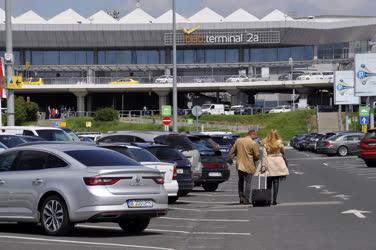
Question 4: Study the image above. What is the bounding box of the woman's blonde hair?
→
[262,129,282,152]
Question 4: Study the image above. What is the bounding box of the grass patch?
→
[188,110,315,141]
[65,117,163,133]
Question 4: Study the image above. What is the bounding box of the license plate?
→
[127,200,154,208]
[177,169,184,174]
[209,172,222,177]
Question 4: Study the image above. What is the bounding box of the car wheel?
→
[40,195,72,236]
[202,183,219,192]
[365,160,375,168]
[119,218,150,234]
[178,191,190,197]
[337,146,348,157]
[168,196,179,204]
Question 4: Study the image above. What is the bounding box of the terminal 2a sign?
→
[164,29,280,46]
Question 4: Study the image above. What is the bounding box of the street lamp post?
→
[5,0,14,126]
[289,57,295,111]
[172,0,178,132]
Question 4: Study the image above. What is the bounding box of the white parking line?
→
[289,156,357,161]
[0,235,174,250]
[189,194,238,197]
[76,225,251,236]
[169,207,249,212]
[323,163,329,166]
[178,200,237,204]
[277,201,343,206]
[158,217,250,222]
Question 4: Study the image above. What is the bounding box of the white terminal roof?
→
[118,8,155,23]
[154,10,189,23]
[2,7,376,24]
[224,8,259,22]
[262,9,293,21]
[189,7,224,23]
[88,10,118,24]
[48,8,89,24]
[14,10,46,24]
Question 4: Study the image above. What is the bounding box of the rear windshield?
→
[0,135,25,148]
[126,148,159,162]
[155,135,195,151]
[211,137,231,146]
[365,131,376,140]
[147,147,186,161]
[65,149,140,167]
[37,129,72,142]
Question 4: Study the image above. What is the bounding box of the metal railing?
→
[26,74,330,86]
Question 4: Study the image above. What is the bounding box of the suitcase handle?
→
[258,172,268,190]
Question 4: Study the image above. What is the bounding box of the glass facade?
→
[177,49,239,64]
[27,50,94,65]
[318,43,349,59]
[244,46,313,62]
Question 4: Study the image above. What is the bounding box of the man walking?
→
[230,130,260,204]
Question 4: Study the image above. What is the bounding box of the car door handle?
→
[0,179,5,185]
[32,179,44,185]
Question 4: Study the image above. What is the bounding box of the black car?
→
[134,143,194,196]
[0,134,27,148]
[187,135,230,192]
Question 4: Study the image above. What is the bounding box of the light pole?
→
[172,0,178,132]
[289,57,295,111]
[5,0,14,126]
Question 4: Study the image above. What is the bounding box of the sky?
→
[1,0,376,19]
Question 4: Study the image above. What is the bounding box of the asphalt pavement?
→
[0,149,375,250]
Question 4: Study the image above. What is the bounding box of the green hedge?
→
[94,107,119,122]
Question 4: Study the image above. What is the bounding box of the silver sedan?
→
[0,144,168,235]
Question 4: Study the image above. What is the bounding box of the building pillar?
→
[87,68,95,84]
[227,88,240,106]
[313,45,318,61]
[74,91,87,117]
[154,90,170,111]
[165,67,171,76]
[86,95,92,113]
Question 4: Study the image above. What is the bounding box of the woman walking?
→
[261,130,289,205]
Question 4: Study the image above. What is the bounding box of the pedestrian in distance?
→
[230,130,260,205]
[260,129,289,205]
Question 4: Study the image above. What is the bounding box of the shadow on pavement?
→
[0,223,161,238]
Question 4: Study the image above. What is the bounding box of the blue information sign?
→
[360,116,369,125]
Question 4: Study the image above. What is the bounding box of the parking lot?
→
[0,149,375,250]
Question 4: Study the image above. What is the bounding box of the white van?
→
[0,126,73,141]
[201,104,225,115]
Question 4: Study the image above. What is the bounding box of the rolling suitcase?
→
[251,174,271,207]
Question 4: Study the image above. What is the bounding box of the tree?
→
[14,97,39,125]
[94,107,119,122]
[107,10,120,20]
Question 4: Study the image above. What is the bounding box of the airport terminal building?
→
[1,6,376,112]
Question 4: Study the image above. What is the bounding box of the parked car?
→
[316,132,363,156]
[278,71,305,81]
[322,71,334,81]
[230,105,245,115]
[155,75,173,84]
[77,132,102,142]
[99,144,179,203]
[193,76,216,83]
[0,126,73,142]
[60,128,81,142]
[18,135,45,143]
[226,75,249,82]
[268,105,292,113]
[98,132,203,184]
[359,129,376,167]
[207,134,234,162]
[0,134,27,148]
[307,133,326,152]
[291,134,309,150]
[187,135,230,192]
[0,144,168,236]
[296,72,324,80]
[135,143,194,196]
[110,78,140,84]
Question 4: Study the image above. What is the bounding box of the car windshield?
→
[65,149,140,167]
[36,129,72,141]
[364,131,376,140]
[0,135,26,148]
[147,147,186,161]
[211,137,231,146]
[155,135,195,151]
